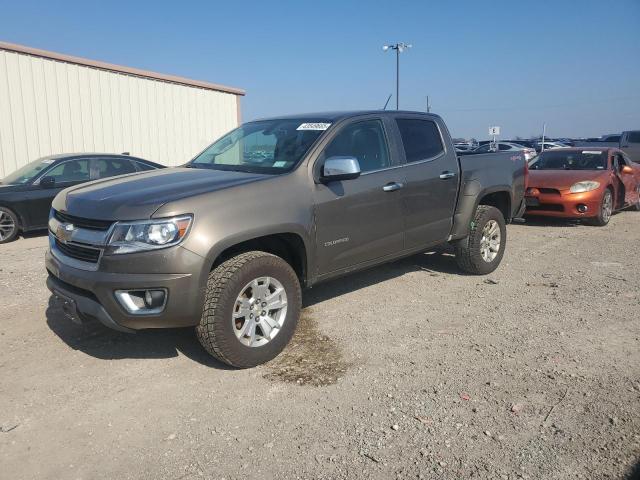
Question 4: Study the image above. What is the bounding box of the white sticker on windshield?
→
[41,159,55,164]
[297,123,331,131]
[582,151,602,155]
[273,161,287,168]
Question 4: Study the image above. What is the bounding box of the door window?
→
[628,132,640,143]
[95,158,137,179]
[134,161,156,172]
[46,160,90,183]
[323,120,391,173]
[395,119,445,162]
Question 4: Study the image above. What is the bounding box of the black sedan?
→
[0,153,164,243]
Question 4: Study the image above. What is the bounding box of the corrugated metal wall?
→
[0,49,240,178]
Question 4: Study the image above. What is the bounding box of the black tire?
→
[196,251,302,368]
[587,188,613,226]
[454,205,506,275]
[0,207,20,244]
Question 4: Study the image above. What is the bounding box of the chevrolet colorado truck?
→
[46,111,526,367]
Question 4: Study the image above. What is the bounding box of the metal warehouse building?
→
[0,41,245,178]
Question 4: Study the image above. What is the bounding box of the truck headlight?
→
[106,215,192,254]
[569,181,600,193]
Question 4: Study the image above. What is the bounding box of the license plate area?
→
[525,197,540,207]
[52,290,82,325]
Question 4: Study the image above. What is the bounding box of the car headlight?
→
[569,181,600,193]
[105,215,192,254]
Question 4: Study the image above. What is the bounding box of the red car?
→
[525,147,640,225]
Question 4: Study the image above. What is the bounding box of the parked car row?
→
[1,111,638,370]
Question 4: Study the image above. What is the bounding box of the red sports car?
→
[525,147,640,225]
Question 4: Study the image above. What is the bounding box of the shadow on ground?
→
[45,248,462,368]
[304,247,464,308]
[45,296,232,369]
[522,216,583,228]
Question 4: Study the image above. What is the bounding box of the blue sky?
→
[1,0,639,139]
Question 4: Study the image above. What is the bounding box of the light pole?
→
[383,43,412,110]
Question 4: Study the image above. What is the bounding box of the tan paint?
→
[0,44,244,176]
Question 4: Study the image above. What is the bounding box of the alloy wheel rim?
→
[479,220,501,263]
[232,276,288,347]
[0,211,16,241]
[602,191,613,221]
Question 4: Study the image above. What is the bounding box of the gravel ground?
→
[1,213,639,480]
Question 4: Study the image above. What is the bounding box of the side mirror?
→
[321,156,361,182]
[621,165,633,174]
[40,176,56,188]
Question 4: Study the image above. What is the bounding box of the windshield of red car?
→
[530,150,607,170]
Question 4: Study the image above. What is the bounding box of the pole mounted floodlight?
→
[383,42,412,109]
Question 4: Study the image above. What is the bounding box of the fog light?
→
[115,289,167,314]
[577,204,588,213]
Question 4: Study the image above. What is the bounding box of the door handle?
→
[439,171,457,180]
[382,182,404,192]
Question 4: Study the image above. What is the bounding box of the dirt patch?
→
[262,309,350,386]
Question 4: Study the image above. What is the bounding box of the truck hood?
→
[528,169,608,190]
[53,168,269,220]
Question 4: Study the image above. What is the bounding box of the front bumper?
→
[45,247,208,331]
[524,190,603,218]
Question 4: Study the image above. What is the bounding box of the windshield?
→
[2,158,54,185]
[530,150,607,170]
[190,119,330,174]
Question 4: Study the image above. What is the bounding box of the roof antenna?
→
[382,94,392,110]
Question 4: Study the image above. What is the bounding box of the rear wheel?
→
[588,188,613,226]
[455,205,506,275]
[196,251,301,368]
[0,207,19,244]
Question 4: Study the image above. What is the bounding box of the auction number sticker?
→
[297,123,331,131]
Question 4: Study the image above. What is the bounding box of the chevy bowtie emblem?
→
[56,223,75,242]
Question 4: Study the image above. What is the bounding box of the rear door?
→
[620,131,640,163]
[313,117,405,275]
[392,116,459,250]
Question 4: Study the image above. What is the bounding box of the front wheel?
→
[587,188,613,226]
[454,205,506,275]
[196,251,302,368]
[0,207,19,244]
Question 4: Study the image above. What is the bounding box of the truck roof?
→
[251,110,442,123]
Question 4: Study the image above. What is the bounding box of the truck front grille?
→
[55,239,101,263]
[54,210,114,231]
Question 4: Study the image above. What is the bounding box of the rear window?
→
[395,119,444,163]
[530,150,607,170]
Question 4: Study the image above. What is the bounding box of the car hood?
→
[528,169,608,190]
[52,168,270,220]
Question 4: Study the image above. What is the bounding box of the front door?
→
[614,153,637,206]
[27,158,91,227]
[314,119,405,276]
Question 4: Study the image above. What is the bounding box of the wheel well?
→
[213,233,307,284]
[478,191,511,221]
